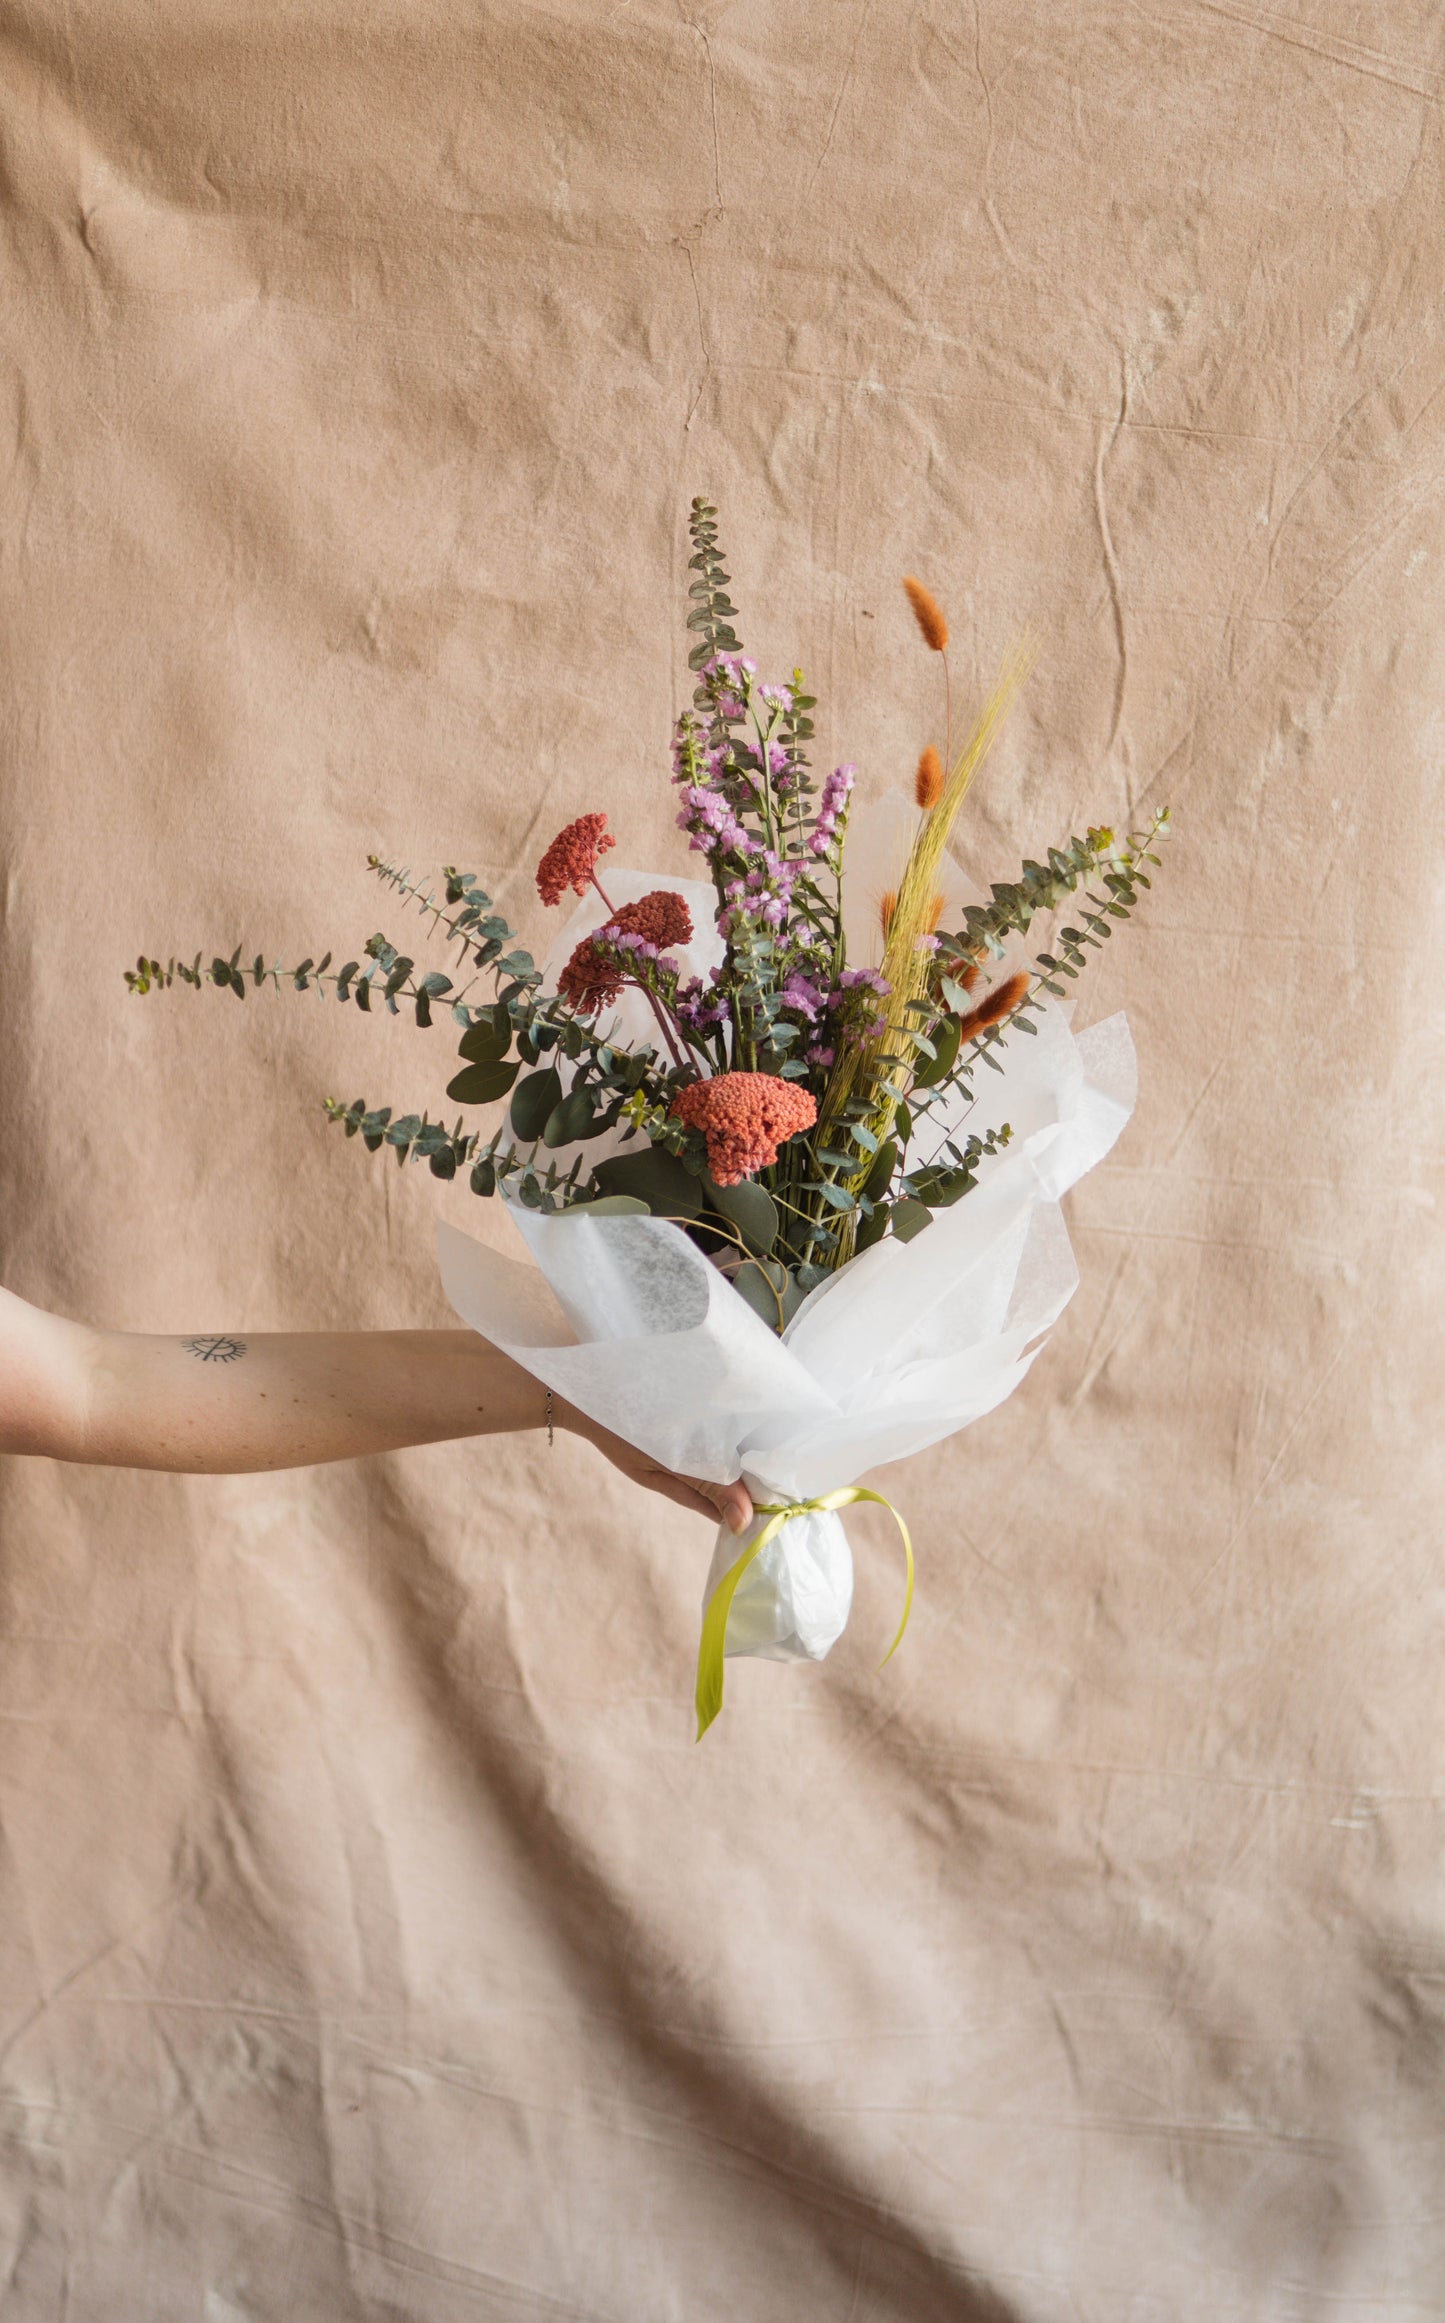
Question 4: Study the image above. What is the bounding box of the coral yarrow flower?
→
[671,1071,816,1188]
[606,890,693,950]
[557,938,625,1014]
[557,893,694,1016]
[536,812,615,906]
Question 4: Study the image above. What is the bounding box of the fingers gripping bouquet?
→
[129,502,1167,1734]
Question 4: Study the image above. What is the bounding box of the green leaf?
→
[706,1177,779,1257]
[510,1066,563,1142]
[563,1193,650,1216]
[592,1145,704,1219]
[913,1014,961,1088]
[890,1198,933,1242]
[544,1085,597,1147]
[731,1262,784,1330]
[457,1011,507,1061]
[777,1271,809,1329]
[861,1139,896,1204]
[912,1165,970,1207]
[447,1059,521,1105]
[855,1204,890,1254]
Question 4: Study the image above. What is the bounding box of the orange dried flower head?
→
[954,970,1029,1045]
[879,889,897,939]
[557,936,625,1014]
[558,892,692,1017]
[923,892,945,935]
[903,576,949,654]
[536,812,615,906]
[604,890,693,950]
[671,1072,817,1188]
[914,745,944,810]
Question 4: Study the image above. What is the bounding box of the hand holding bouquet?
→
[131,502,1166,1732]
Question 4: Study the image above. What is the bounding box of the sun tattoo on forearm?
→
[183,1336,247,1363]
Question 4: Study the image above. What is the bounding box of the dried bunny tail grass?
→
[903,576,949,653]
[815,637,1037,1211]
[881,885,940,940]
[887,635,1037,975]
[827,639,1036,1135]
[954,970,1029,1046]
[914,744,943,810]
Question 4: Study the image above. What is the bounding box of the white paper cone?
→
[437,863,1137,1670]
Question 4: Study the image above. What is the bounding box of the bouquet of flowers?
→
[130,500,1166,1733]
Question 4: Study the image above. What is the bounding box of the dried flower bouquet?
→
[130,501,1166,1732]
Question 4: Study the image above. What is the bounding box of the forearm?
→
[0,1285,752,1531]
[0,1286,551,1473]
[79,1325,551,1473]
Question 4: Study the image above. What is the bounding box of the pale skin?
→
[0,1285,753,1533]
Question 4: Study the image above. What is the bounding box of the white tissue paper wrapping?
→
[436,817,1137,1669]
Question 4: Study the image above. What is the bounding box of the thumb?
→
[701,1477,753,1536]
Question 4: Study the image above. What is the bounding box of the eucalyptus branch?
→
[125,944,465,1027]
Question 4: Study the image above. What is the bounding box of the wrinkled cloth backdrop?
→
[2,3,1443,2317]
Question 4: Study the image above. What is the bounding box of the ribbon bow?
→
[695,1486,916,1738]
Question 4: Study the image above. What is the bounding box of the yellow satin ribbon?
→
[695,1486,916,1739]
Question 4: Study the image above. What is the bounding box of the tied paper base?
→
[437,922,1136,1699]
[696,1488,915,1736]
[710,1501,855,1662]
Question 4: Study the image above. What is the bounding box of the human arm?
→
[0,1286,752,1532]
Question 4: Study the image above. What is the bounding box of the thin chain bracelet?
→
[545,1384,554,1448]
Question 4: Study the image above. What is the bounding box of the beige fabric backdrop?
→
[2,2,1443,2315]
